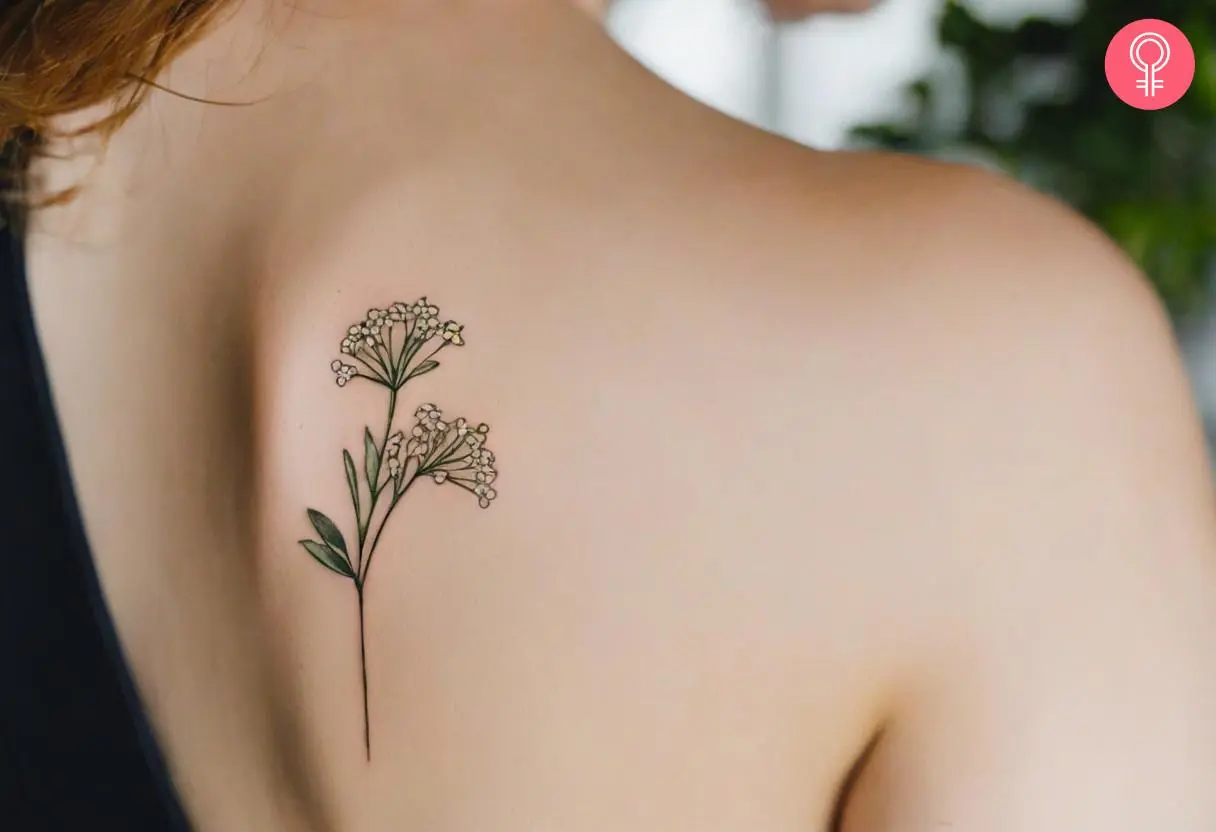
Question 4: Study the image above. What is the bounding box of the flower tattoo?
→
[298,299,498,759]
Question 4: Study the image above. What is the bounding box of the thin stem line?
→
[361,476,415,588]
[390,322,413,385]
[357,584,370,760]
[374,340,396,381]
[420,431,465,474]
[398,335,435,381]
[382,389,398,458]
[351,468,366,575]
[446,476,480,494]
[353,382,399,764]
[417,341,446,367]
[356,388,398,580]
[352,354,391,385]
[433,440,470,468]
[360,344,393,382]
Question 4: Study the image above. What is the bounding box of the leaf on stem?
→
[406,360,440,381]
[299,539,356,579]
[343,450,360,516]
[308,508,350,558]
[364,427,380,490]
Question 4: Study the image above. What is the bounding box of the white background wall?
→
[607,0,1085,145]
[607,0,1216,441]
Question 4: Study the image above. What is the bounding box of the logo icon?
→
[1106,20,1195,110]
[1131,32,1169,97]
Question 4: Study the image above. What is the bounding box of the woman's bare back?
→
[23,2,1216,830]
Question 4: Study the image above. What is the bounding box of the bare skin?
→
[23,1,1216,831]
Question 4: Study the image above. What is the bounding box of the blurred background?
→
[606,0,1216,452]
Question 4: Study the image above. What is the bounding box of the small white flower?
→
[331,360,357,386]
[415,404,444,432]
[441,321,465,346]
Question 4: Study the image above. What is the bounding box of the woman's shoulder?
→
[738,143,1168,376]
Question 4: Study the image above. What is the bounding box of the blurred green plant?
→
[852,2,1216,314]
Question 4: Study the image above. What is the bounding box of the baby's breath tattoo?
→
[299,299,498,760]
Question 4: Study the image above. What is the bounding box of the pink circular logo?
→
[1106,20,1195,110]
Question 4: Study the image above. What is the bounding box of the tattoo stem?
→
[357,582,370,760]
[361,479,413,589]
[353,384,398,762]
[383,388,398,456]
[355,388,398,581]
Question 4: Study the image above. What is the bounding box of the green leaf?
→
[364,428,380,490]
[406,360,440,381]
[299,539,355,579]
[343,450,360,516]
[307,508,349,557]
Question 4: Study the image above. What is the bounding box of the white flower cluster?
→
[331,298,468,388]
[330,360,358,387]
[405,404,499,508]
[338,298,465,358]
[464,445,499,509]
[384,431,407,482]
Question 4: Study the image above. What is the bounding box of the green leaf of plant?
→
[407,360,440,381]
[307,508,349,557]
[299,539,355,579]
[364,428,380,490]
[343,450,360,516]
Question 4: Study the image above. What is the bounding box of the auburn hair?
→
[0,0,233,213]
